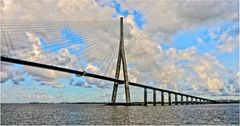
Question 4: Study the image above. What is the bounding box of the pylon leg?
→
[111,17,131,104]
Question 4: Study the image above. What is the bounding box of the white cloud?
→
[1,0,239,99]
[196,37,205,45]
[119,0,238,42]
[1,0,115,21]
[25,32,44,60]
[1,63,11,83]
[217,33,239,53]
[1,30,80,88]
[190,54,227,91]
[1,62,25,85]
[122,18,235,95]
[84,63,101,85]
[24,66,66,88]
[192,21,239,55]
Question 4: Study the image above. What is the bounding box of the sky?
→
[1,0,239,103]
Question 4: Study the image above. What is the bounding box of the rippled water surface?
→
[1,104,239,125]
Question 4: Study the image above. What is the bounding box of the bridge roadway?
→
[1,56,217,105]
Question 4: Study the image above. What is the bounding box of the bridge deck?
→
[1,56,216,103]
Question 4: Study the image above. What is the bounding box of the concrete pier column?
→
[161,91,164,106]
[144,88,147,106]
[153,89,156,106]
[175,94,178,105]
[191,97,193,104]
[199,99,202,104]
[181,95,183,105]
[186,96,188,105]
[168,92,171,105]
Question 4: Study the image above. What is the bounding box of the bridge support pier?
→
[175,94,178,105]
[153,89,156,106]
[186,96,189,105]
[111,83,119,104]
[168,92,171,105]
[181,95,183,105]
[144,88,147,106]
[161,91,164,106]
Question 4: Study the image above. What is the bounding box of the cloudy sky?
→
[1,0,239,103]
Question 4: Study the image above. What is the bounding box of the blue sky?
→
[1,0,239,103]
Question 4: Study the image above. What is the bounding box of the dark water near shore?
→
[1,103,239,125]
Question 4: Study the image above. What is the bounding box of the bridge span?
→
[1,17,217,105]
[1,56,217,105]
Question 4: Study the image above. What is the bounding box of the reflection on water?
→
[1,104,239,125]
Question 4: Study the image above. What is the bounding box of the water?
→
[1,104,239,125]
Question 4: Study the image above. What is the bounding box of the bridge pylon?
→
[111,17,131,104]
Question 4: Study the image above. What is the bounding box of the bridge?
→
[1,17,217,105]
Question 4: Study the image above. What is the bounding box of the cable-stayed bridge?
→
[1,17,217,105]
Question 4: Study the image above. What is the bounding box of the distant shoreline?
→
[1,101,239,105]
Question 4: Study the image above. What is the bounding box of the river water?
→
[1,103,239,125]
